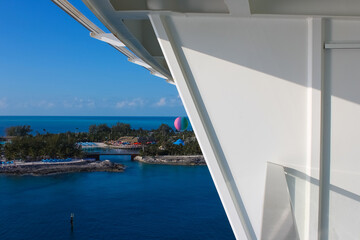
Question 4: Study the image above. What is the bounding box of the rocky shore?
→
[133,155,205,166]
[0,160,125,176]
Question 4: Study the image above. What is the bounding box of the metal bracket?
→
[90,33,125,47]
[51,0,172,81]
[325,43,360,49]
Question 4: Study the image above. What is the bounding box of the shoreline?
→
[134,155,205,166]
[0,159,125,176]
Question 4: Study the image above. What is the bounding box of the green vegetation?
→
[139,124,201,156]
[86,123,202,156]
[4,133,83,161]
[0,143,4,156]
[5,125,32,137]
[88,123,133,142]
[3,122,202,161]
[141,140,202,156]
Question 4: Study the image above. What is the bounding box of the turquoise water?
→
[0,117,234,240]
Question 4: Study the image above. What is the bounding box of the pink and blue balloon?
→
[174,117,189,131]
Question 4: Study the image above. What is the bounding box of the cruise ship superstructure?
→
[53,1,360,239]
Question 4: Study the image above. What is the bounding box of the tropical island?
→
[0,123,204,175]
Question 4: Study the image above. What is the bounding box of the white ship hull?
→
[53,1,360,239]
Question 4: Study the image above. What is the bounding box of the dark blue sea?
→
[0,116,234,240]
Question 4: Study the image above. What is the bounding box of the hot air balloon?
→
[174,117,189,131]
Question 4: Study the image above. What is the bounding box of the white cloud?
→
[153,96,183,107]
[63,101,73,108]
[63,98,96,109]
[37,100,55,108]
[47,102,55,108]
[155,97,166,106]
[0,98,8,109]
[115,101,126,108]
[87,100,95,108]
[115,98,144,109]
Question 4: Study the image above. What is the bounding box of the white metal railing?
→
[51,0,171,82]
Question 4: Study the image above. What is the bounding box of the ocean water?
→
[0,117,234,240]
[0,116,191,136]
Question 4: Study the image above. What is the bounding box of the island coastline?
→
[134,155,205,166]
[0,159,125,176]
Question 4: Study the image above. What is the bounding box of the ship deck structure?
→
[53,1,360,239]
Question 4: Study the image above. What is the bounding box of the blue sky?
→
[0,0,186,116]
